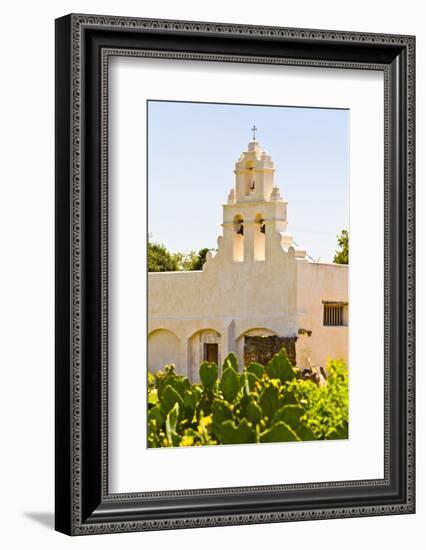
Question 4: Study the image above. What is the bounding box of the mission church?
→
[148,132,348,380]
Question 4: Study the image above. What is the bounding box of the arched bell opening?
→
[254,213,266,261]
[245,160,256,196]
[233,214,244,262]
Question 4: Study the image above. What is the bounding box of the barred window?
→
[323,303,347,326]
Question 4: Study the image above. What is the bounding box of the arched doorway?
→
[188,329,221,381]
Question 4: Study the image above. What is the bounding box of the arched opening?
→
[148,329,181,374]
[254,213,266,261]
[245,160,256,195]
[236,328,297,367]
[233,215,244,262]
[188,329,222,381]
[235,327,278,367]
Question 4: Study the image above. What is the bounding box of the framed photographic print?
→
[55,14,415,535]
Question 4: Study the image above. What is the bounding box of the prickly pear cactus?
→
[147,351,348,448]
[199,361,218,389]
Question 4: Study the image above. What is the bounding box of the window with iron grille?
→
[323,303,346,326]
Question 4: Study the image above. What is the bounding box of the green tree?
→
[333,229,349,265]
[174,248,211,271]
[148,242,179,272]
[188,248,210,271]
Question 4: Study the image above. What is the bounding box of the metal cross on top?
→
[251,125,257,140]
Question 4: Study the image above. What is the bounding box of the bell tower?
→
[234,125,276,204]
[220,128,298,263]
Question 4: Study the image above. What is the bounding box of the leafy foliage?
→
[289,360,349,439]
[178,248,211,271]
[147,349,348,447]
[148,242,179,272]
[333,229,349,265]
[148,242,212,272]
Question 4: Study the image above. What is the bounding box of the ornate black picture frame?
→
[55,14,415,535]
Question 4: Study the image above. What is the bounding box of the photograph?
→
[147,101,349,448]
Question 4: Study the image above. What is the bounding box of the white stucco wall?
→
[148,253,348,377]
[148,228,299,378]
[296,261,348,369]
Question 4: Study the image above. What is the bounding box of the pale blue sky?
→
[148,101,349,262]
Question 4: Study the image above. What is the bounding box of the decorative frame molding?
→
[55,14,415,535]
